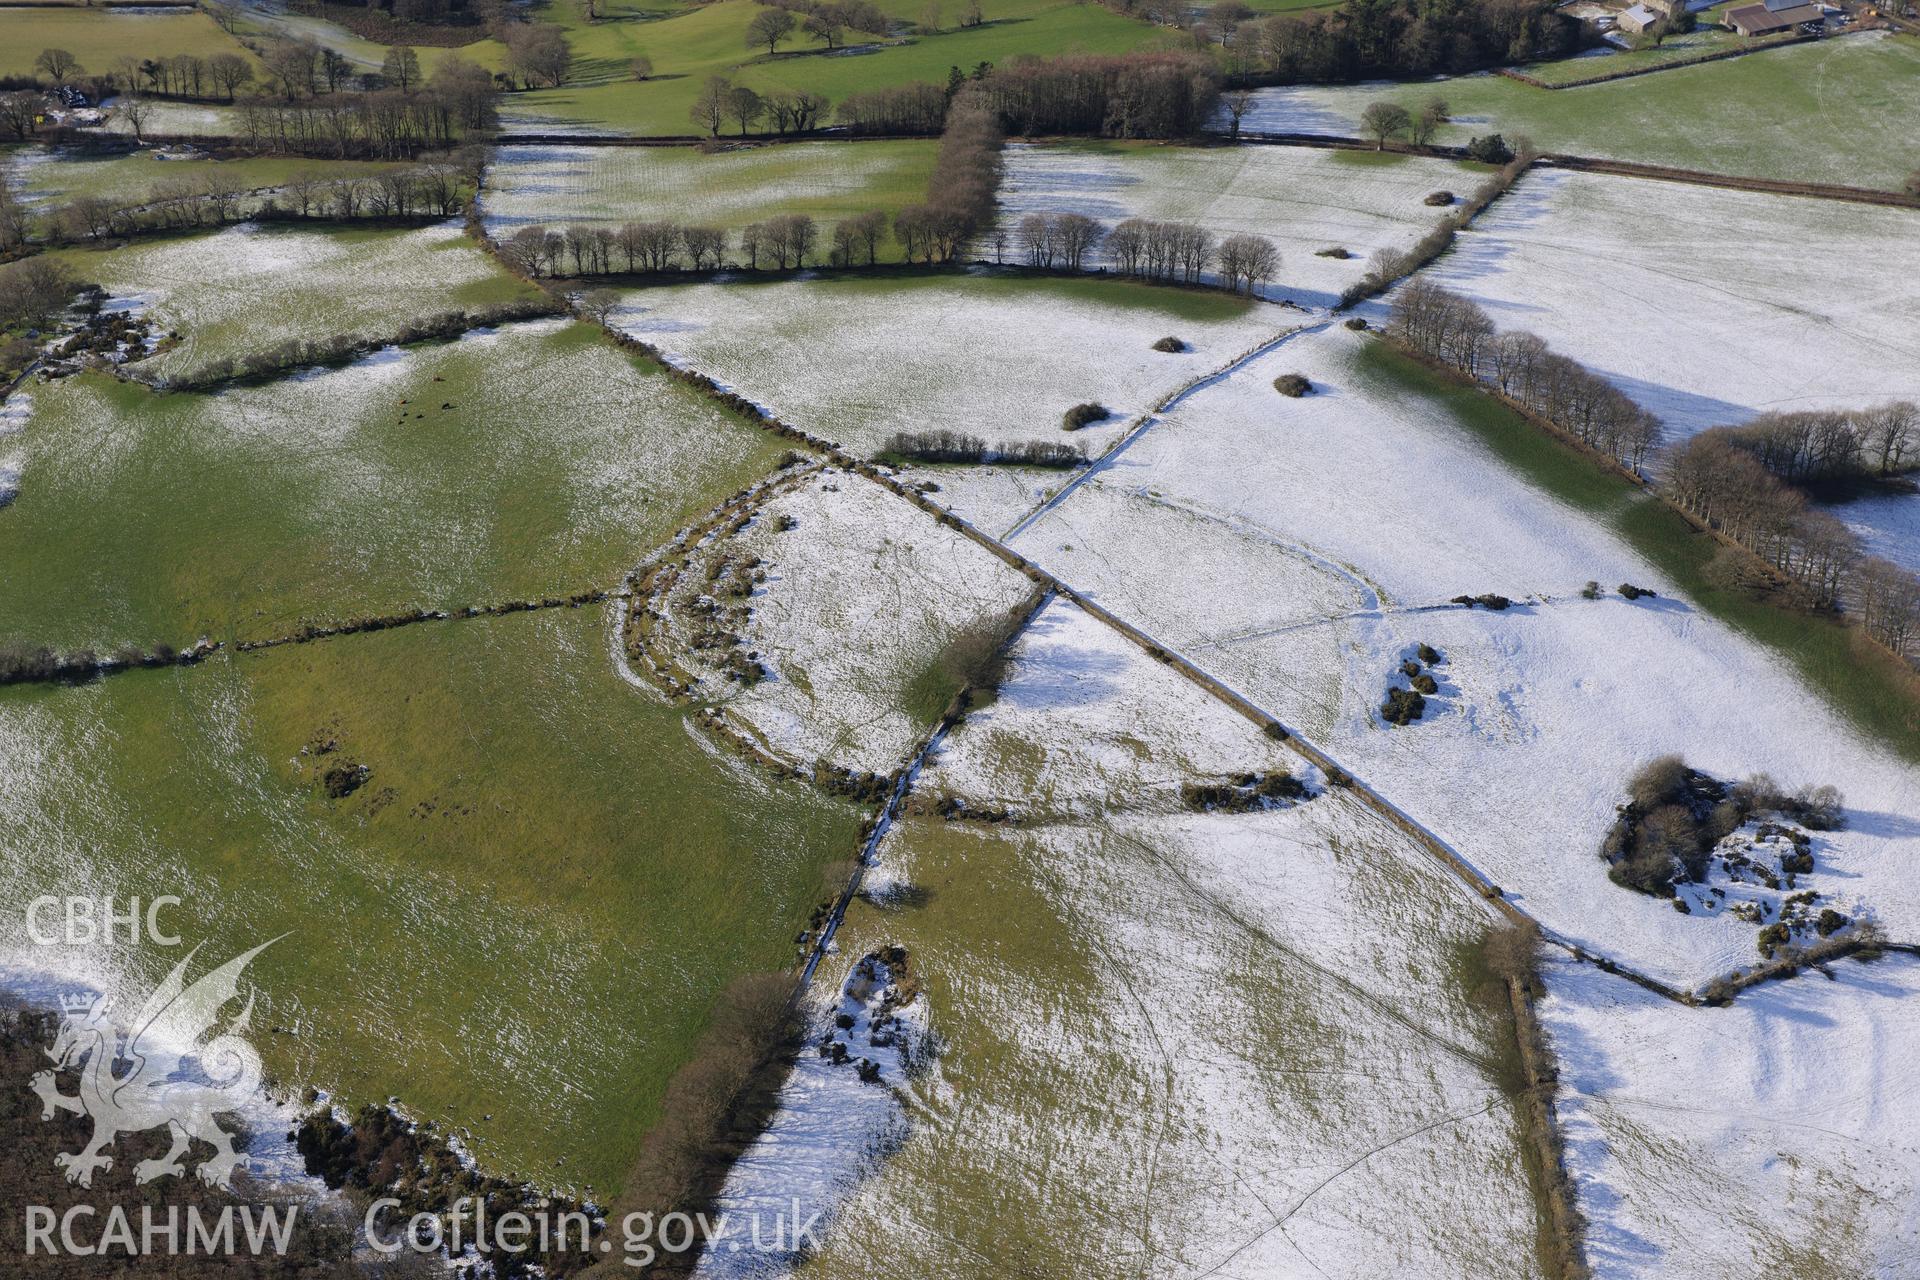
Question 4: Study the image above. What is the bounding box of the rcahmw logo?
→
[24,1203,298,1259]
[20,907,298,1258]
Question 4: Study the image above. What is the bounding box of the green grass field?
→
[1360,340,1920,761]
[505,0,1160,135]
[0,8,259,79]
[0,605,867,1193]
[0,318,791,652]
[482,140,937,254]
[228,3,510,74]
[47,221,539,379]
[1257,32,1920,190]
[1514,23,1761,85]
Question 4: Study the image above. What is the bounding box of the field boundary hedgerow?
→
[1497,29,1817,90]
[113,296,565,391]
[0,589,618,688]
[1228,134,1920,210]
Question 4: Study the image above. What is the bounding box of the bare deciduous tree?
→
[1360,100,1410,150]
[689,75,731,137]
[35,48,81,84]
[115,95,152,142]
[746,7,797,54]
[726,85,765,136]
[682,225,728,270]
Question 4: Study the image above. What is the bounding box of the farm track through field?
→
[614,313,1870,1013]
[1000,319,1330,542]
[624,300,1910,1276]
[453,235,1890,1274]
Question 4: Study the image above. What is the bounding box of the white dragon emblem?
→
[31,938,282,1190]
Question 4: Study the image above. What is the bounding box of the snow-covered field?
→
[494,101,625,138]
[479,141,928,233]
[651,469,1035,775]
[1426,168,1920,439]
[707,596,1544,1280]
[993,143,1472,308]
[1231,78,1409,141]
[77,220,535,382]
[612,274,1293,462]
[1542,951,1920,1277]
[890,462,1075,537]
[100,99,238,137]
[1010,324,1920,989]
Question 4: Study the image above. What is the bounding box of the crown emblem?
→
[59,991,98,1014]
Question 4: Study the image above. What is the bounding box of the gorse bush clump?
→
[148,297,565,390]
[881,430,1085,468]
[1181,771,1312,812]
[1466,133,1515,164]
[1601,755,1845,897]
[1062,402,1110,430]
[1380,685,1425,725]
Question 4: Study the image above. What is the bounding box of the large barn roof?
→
[1727,0,1821,26]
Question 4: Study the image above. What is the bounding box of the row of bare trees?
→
[836,82,950,136]
[689,76,830,138]
[1668,432,1920,649]
[228,61,497,158]
[1002,212,1279,296]
[982,52,1221,139]
[1012,212,1102,270]
[752,0,893,52]
[502,214,883,275]
[1222,0,1576,84]
[1721,405,1920,485]
[838,52,1223,140]
[1392,279,1660,473]
[1389,280,1920,660]
[1340,139,1535,308]
[500,221,728,276]
[892,86,1002,264]
[47,163,472,244]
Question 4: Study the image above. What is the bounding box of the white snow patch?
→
[1542,951,1920,1277]
[993,143,1474,310]
[1010,324,1920,988]
[1426,168,1920,439]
